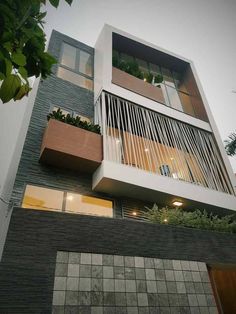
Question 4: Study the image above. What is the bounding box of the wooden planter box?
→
[112,67,165,104]
[39,119,103,173]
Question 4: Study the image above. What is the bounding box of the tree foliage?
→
[0,0,73,103]
[145,204,236,233]
[224,132,236,156]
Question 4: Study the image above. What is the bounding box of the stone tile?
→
[79,278,91,291]
[147,293,158,306]
[81,253,92,265]
[144,257,154,268]
[135,268,145,280]
[124,256,135,267]
[208,307,218,314]
[202,283,213,294]
[52,306,65,314]
[179,307,191,314]
[53,291,66,306]
[78,291,91,305]
[92,265,102,278]
[185,282,195,294]
[115,292,126,306]
[189,262,199,272]
[178,294,189,306]
[91,278,103,292]
[170,307,182,314]
[103,266,114,278]
[155,269,166,281]
[139,307,149,314]
[103,278,115,292]
[125,280,136,292]
[137,293,148,306]
[114,266,125,279]
[190,308,200,314]
[126,292,137,306]
[65,291,78,305]
[127,307,138,314]
[172,260,182,270]
[166,281,177,293]
[68,252,80,264]
[163,259,173,270]
[55,263,68,277]
[57,251,69,264]
[188,294,198,306]
[158,293,169,306]
[114,255,124,266]
[146,280,157,293]
[165,270,175,281]
[115,279,125,292]
[68,264,80,277]
[196,294,207,306]
[103,254,114,266]
[66,277,79,291]
[168,294,179,306]
[176,282,186,294]
[104,307,115,314]
[80,265,91,278]
[174,270,184,282]
[103,292,115,305]
[157,281,167,293]
[159,307,171,314]
[192,272,201,282]
[136,280,147,293]
[145,268,155,280]
[200,272,210,283]
[91,292,103,305]
[181,261,190,271]
[64,306,81,314]
[92,254,103,265]
[134,256,144,268]
[149,307,160,314]
[125,267,135,279]
[183,271,193,282]
[197,262,207,272]
[116,306,127,314]
[91,307,103,314]
[199,307,209,314]
[154,258,164,269]
[194,283,204,294]
[206,294,216,307]
[54,277,67,291]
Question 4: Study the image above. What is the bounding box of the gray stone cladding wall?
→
[11,30,122,217]
[52,251,218,314]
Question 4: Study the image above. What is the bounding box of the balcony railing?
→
[95,92,234,195]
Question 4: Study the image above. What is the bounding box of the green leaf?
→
[38,12,47,20]
[65,0,73,5]
[12,52,26,66]
[18,66,28,79]
[0,74,21,103]
[14,84,31,101]
[49,0,60,8]
[5,59,12,76]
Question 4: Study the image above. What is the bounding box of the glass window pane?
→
[79,50,92,77]
[65,193,113,217]
[61,43,76,69]
[162,67,175,87]
[149,63,161,76]
[120,53,134,63]
[178,92,195,116]
[22,185,63,211]
[136,58,149,74]
[57,67,93,91]
[166,85,183,111]
[173,71,188,92]
[160,83,170,106]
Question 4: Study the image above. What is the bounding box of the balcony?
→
[39,119,102,173]
[93,92,236,212]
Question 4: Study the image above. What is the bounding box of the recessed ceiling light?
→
[163,218,168,222]
[173,201,183,207]
[116,139,120,144]
[67,195,73,201]
[132,211,137,216]
[144,148,149,152]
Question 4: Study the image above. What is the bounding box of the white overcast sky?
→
[44,0,236,172]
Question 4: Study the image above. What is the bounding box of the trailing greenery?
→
[47,108,101,134]
[144,204,236,233]
[112,50,163,86]
[0,0,73,103]
[224,132,236,156]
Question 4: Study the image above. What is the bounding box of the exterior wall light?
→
[172,201,183,207]
[163,218,168,223]
[132,211,137,216]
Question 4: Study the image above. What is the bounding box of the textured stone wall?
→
[52,251,218,314]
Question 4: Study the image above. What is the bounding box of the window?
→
[22,185,113,217]
[57,42,93,91]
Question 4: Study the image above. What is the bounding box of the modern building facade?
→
[0,26,236,314]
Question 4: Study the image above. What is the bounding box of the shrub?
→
[144,204,236,233]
